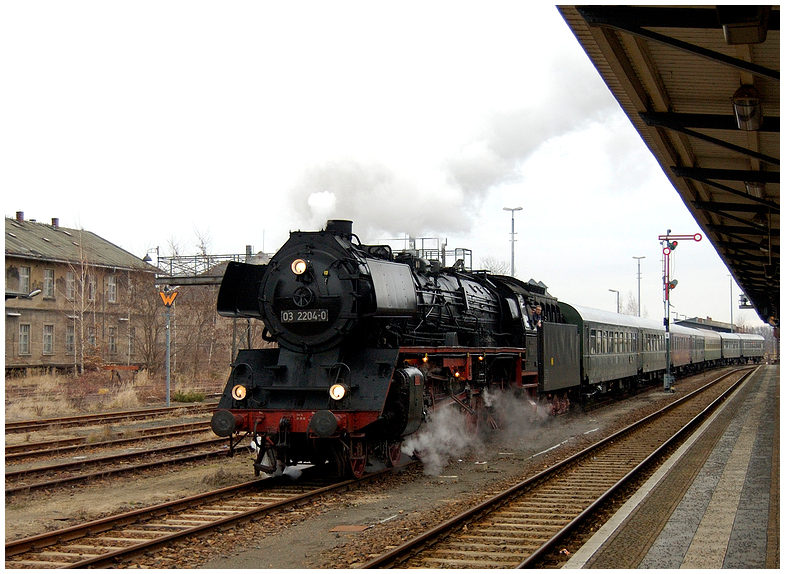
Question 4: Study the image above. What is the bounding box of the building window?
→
[20,266,30,294]
[19,324,30,355]
[44,268,55,298]
[129,327,136,355]
[87,276,96,301]
[66,271,75,300]
[108,327,117,354]
[107,276,117,303]
[43,324,54,355]
[87,327,96,348]
[66,324,75,354]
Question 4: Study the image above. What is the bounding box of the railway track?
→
[4,403,217,435]
[361,367,755,568]
[5,465,404,568]
[5,421,212,462]
[5,438,236,496]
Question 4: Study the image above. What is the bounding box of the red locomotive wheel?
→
[387,441,402,467]
[349,438,367,478]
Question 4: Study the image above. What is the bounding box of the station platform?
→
[565,364,779,569]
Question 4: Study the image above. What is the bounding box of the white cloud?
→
[1,1,765,327]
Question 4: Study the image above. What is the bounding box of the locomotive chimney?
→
[326,220,353,240]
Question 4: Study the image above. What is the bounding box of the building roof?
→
[5,216,157,272]
[558,6,779,326]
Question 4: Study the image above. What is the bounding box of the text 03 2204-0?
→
[281,309,329,323]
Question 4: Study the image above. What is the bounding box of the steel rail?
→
[515,366,755,568]
[5,403,216,434]
[5,439,236,496]
[6,464,409,568]
[5,421,211,461]
[362,367,753,568]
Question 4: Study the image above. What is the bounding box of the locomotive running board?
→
[398,346,525,356]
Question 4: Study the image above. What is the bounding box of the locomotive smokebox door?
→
[539,322,580,392]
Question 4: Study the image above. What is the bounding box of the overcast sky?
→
[2,2,766,328]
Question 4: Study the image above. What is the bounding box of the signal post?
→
[659,230,701,391]
[160,289,178,406]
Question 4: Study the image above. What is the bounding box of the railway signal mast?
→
[659,230,702,392]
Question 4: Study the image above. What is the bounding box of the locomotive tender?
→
[211,220,764,478]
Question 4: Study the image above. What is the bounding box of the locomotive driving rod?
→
[448,391,476,415]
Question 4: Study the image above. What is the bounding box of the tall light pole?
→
[503,207,522,277]
[633,256,645,317]
[608,289,620,313]
[728,275,734,331]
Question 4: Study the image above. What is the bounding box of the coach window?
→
[590,329,597,354]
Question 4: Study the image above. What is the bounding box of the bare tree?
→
[59,229,97,373]
[132,281,165,373]
[478,256,510,275]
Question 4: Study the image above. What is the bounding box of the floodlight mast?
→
[503,207,523,277]
[658,230,702,392]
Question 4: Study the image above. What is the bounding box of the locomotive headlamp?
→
[329,383,348,401]
[291,258,309,275]
[231,384,247,401]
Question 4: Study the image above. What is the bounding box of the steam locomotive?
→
[211,220,764,478]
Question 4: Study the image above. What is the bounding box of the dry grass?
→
[107,383,141,409]
[5,371,151,421]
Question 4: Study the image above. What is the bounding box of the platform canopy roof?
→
[559,5,779,326]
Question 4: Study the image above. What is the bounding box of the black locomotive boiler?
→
[211,220,578,478]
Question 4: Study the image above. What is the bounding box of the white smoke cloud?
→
[307,190,337,229]
[402,406,481,476]
[401,390,553,476]
[288,158,467,240]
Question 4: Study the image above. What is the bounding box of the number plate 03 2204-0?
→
[281,309,329,323]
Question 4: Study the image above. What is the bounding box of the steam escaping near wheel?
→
[402,407,482,476]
